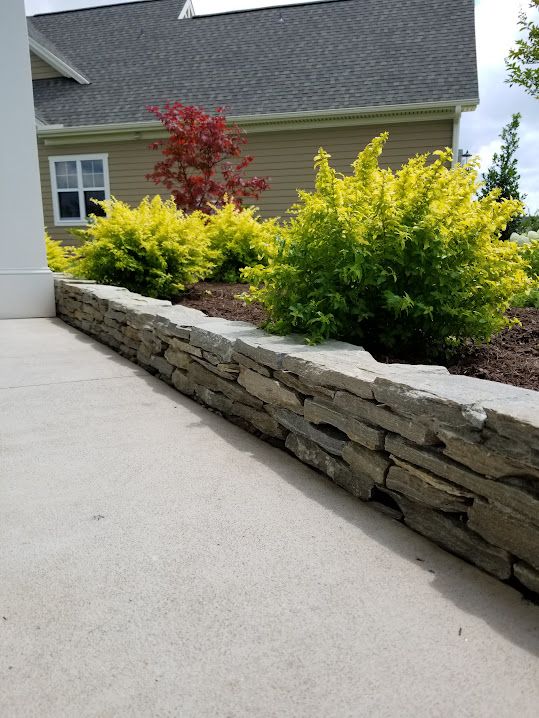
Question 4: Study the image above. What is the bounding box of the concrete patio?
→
[1,318,538,717]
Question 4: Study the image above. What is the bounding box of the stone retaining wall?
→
[55,277,539,598]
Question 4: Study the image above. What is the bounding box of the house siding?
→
[38,119,453,243]
[30,51,62,80]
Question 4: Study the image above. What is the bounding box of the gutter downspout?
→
[452,105,462,166]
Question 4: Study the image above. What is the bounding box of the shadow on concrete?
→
[64,322,539,658]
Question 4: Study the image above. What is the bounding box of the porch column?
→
[0,1,55,319]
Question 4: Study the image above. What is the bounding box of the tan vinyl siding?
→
[38,119,453,243]
[30,51,62,80]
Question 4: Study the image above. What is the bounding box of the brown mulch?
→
[176,284,539,391]
[176,282,268,325]
[447,308,539,392]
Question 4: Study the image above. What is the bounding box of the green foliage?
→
[506,0,539,99]
[205,203,278,282]
[514,213,539,233]
[481,114,524,240]
[245,135,527,356]
[45,233,76,273]
[73,196,214,298]
[512,235,539,306]
[519,237,539,278]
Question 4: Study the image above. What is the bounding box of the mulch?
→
[176,283,539,391]
[447,308,539,392]
[176,282,268,325]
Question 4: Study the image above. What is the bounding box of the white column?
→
[0,0,55,319]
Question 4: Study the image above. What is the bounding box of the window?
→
[49,154,110,225]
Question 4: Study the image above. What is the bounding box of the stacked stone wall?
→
[55,278,539,598]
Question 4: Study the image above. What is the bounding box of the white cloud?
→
[461,0,539,212]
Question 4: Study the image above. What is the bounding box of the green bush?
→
[205,203,278,282]
[512,235,539,307]
[245,135,527,355]
[514,213,539,234]
[73,196,214,298]
[45,233,76,273]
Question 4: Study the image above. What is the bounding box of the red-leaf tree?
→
[146,103,269,213]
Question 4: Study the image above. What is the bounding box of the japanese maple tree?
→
[146,103,269,214]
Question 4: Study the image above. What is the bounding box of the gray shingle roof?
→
[29,0,479,128]
[27,17,89,83]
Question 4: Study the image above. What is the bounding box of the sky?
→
[25,0,539,211]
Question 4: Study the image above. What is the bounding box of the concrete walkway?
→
[1,318,538,718]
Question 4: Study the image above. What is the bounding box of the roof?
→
[27,18,90,85]
[29,0,479,128]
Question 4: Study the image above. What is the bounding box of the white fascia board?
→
[37,100,479,144]
[29,37,90,85]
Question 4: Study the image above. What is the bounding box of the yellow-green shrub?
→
[73,196,214,298]
[245,135,527,355]
[45,233,76,273]
[205,203,278,282]
[512,236,539,307]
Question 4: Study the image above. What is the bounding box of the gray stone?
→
[238,368,304,413]
[149,356,174,380]
[274,370,335,400]
[282,355,377,399]
[513,562,539,595]
[393,496,512,579]
[341,442,390,485]
[386,434,539,525]
[482,430,539,473]
[122,325,141,342]
[235,334,310,371]
[164,346,192,371]
[193,357,240,381]
[194,385,234,415]
[286,433,373,500]
[439,428,539,480]
[386,464,472,512]
[468,500,539,571]
[190,321,258,363]
[171,369,194,397]
[334,391,438,446]
[483,395,539,453]
[304,398,385,451]
[268,408,347,456]
[232,352,272,377]
[188,362,263,409]
[231,403,287,439]
[167,337,203,358]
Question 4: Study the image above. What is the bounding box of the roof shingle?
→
[29,0,479,127]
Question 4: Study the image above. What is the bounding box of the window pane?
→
[55,161,78,190]
[58,191,80,219]
[84,190,106,217]
[81,159,104,189]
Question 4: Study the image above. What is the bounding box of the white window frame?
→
[49,153,110,226]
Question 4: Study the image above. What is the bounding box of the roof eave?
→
[29,37,90,85]
[36,100,479,144]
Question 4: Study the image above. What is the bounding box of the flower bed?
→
[55,276,539,600]
[174,284,539,392]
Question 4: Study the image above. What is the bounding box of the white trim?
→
[452,105,462,167]
[29,37,90,85]
[37,99,479,144]
[49,153,110,227]
[178,1,196,19]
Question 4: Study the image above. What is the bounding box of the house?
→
[28,0,479,242]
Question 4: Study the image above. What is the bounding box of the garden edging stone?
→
[54,277,539,600]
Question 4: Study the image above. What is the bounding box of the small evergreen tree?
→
[481,113,524,239]
[506,0,539,99]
